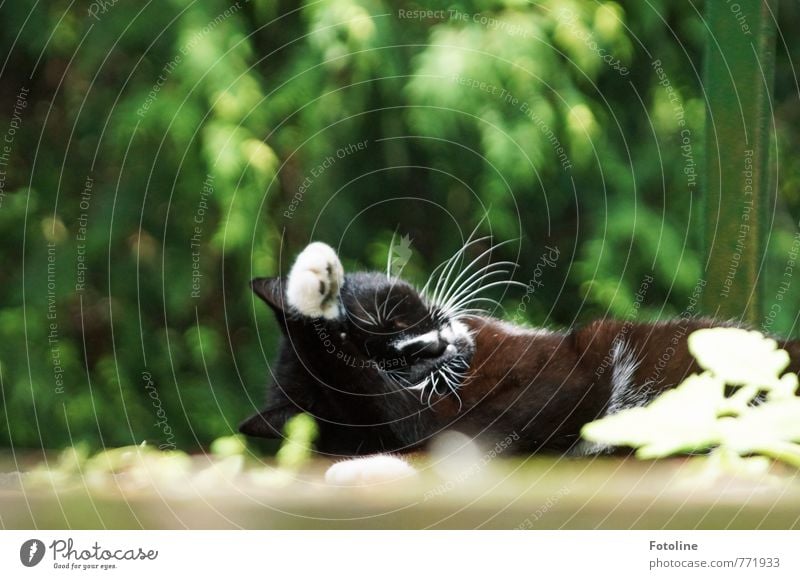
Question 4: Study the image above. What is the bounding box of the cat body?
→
[240,241,800,458]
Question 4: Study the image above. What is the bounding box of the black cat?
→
[240,240,800,457]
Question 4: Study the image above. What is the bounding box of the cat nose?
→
[412,338,447,359]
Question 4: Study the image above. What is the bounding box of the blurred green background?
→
[1,0,799,451]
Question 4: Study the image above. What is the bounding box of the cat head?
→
[239,241,487,444]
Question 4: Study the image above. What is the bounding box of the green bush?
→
[1,0,799,450]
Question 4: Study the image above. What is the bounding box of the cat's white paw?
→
[286,242,344,319]
[324,455,417,486]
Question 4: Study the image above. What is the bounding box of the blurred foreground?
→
[2,448,798,529]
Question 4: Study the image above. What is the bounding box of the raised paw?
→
[286,242,344,319]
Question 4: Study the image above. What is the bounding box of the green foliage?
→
[22,436,311,492]
[1,1,799,451]
[582,328,800,469]
[210,434,248,457]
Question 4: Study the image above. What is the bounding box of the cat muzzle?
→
[407,337,448,359]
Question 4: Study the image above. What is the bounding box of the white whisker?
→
[427,223,492,301]
[430,235,492,306]
[442,296,504,316]
[421,213,491,298]
[384,294,408,322]
[440,260,517,307]
[441,268,511,313]
[445,280,527,314]
[349,313,374,326]
[386,230,397,279]
[420,257,453,297]
[436,249,496,306]
[373,289,385,325]
[436,239,518,308]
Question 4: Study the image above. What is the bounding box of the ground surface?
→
[1,453,798,529]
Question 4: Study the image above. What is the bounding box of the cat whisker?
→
[384,294,408,323]
[386,229,398,279]
[373,289,386,325]
[351,300,379,327]
[428,235,493,307]
[448,308,493,318]
[427,250,462,306]
[420,223,486,296]
[441,366,463,411]
[349,313,374,327]
[432,244,492,307]
[441,300,503,322]
[440,260,518,307]
[446,296,504,313]
[441,271,509,314]
[416,376,431,404]
[420,256,453,298]
[426,221,494,304]
[380,283,394,321]
[436,239,518,308]
[444,258,516,293]
[426,372,441,409]
[440,268,512,314]
[384,355,471,411]
[427,236,521,323]
[384,372,420,398]
[382,273,408,320]
[439,298,502,321]
[445,280,528,314]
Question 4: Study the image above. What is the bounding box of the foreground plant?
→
[19,413,320,493]
[581,328,800,469]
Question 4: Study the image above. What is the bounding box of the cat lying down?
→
[239,241,800,484]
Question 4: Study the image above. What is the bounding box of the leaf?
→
[276,413,319,471]
[581,373,724,458]
[210,435,247,457]
[688,328,790,388]
[717,399,800,454]
[582,328,800,470]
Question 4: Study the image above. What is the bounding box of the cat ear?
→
[238,403,298,439]
[250,277,286,312]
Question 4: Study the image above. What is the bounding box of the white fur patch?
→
[441,319,474,345]
[324,455,417,486]
[286,242,344,319]
[392,320,473,354]
[494,320,554,337]
[607,340,642,415]
[569,439,609,457]
[571,340,646,457]
[393,329,440,351]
